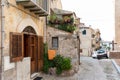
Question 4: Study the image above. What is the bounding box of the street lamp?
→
[112,40,117,51]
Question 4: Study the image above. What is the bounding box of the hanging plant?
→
[50,13,57,23]
[63,16,70,23]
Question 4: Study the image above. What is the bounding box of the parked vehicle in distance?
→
[92,49,108,59]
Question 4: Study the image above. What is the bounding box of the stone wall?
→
[47,26,72,49]
[47,26,79,76]
[3,57,30,80]
[16,58,30,80]
[59,36,79,76]
[109,51,120,59]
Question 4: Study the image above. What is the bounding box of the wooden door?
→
[29,35,37,74]
[23,33,43,74]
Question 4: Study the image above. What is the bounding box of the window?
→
[82,30,86,35]
[10,32,24,62]
[52,37,58,48]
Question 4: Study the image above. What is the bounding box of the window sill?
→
[51,47,58,50]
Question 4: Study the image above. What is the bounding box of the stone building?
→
[79,24,101,56]
[80,26,93,56]
[115,0,120,51]
[47,8,80,75]
[92,29,101,51]
[108,0,120,72]
[43,0,62,42]
[0,0,49,80]
[47,26,79,76]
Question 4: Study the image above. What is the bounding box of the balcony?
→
[16,0,48,16]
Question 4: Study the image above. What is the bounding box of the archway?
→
[23,26,36,34]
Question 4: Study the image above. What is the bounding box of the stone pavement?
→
[114,59,120,66]
[111,59,120,73]
[38,57,120,80]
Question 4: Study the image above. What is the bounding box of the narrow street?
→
[40,57,120,80]
[78,57,120,80]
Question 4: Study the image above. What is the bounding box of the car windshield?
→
[97,50,105,54]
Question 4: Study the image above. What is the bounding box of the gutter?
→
[1,0,4,80]
[111,59,120,73]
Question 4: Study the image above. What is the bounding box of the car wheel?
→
[106,55,108,59]
[97,56,101,59]
[93,57,97,59]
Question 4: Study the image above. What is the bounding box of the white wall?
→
[80,28,92,56]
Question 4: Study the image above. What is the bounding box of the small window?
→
[82,30,86,35]
[52,37,58,48]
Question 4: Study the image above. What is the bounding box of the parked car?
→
[92,49,108,59]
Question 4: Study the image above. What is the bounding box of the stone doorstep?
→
[31,73,39,80]
[111,59,120,74]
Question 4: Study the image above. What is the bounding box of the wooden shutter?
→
[38,36,44,71]
[10,32,24,62]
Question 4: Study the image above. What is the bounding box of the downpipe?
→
[77,35,80,65]
[1,0,5,80]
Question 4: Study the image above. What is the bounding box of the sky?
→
[61,0,115,41]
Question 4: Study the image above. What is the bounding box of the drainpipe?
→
[1,0,4,80]
[45,0,49,43]
[77,35,80,65]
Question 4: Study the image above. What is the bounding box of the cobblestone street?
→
[39,57,120,80]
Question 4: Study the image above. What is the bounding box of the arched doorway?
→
[22,26,43,74]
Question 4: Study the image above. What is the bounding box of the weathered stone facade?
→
[109,51,120,59]
[115,0,120,51]
[47,26,79,76]
[92,29,101,51]
[0,0,47,80]
[79,25,101,56]
[80,27,93,56]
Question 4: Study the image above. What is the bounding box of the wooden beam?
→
[39,14,48,16]
[35,12,45,14]
[24,5,36,8]
[30,9,41,12]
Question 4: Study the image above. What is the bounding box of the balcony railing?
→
[16,0,48,16]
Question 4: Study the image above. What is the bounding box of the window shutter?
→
[10,32,24,62]
[38,36,44,71]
